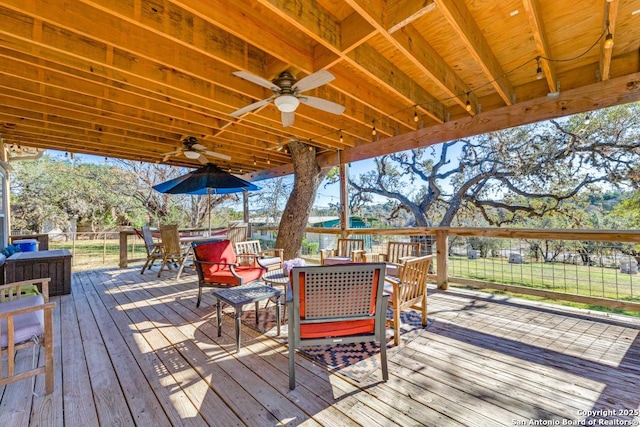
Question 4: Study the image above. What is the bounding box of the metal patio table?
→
[212,283,282,353]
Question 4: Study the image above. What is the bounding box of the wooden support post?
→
[119,230,128,268]
[338,155,349,239]
[436,230,448,289]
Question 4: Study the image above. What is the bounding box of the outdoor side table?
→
[212,283,281,353]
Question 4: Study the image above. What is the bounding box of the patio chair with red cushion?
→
[192,239,266,307]
[287,263,389,390]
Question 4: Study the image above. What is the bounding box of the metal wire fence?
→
[448,236,639,301]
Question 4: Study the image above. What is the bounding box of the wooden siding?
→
[1,266,639,426]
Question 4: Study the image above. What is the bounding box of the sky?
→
[47,142,459,211]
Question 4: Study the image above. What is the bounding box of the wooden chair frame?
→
[158,224,191,278]
[287,263,389,390]
[234,240,284,271]
[226,222,249,245]
[139,225,163,274]
[385,255,432,346]
[320,238,366,265]
[0,278,55,394]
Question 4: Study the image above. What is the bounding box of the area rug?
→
[235,304,432,382]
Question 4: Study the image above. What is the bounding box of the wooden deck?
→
[1,266,639,426]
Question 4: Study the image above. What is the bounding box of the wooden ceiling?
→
[0,0,639,181]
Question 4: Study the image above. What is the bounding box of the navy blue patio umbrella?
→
[152,163,260,232]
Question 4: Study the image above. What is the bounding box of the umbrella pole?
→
[208,188,212,235]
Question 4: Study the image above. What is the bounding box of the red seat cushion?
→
[195,240,265,285]
[300,319,375,339]
[203,266,265,285]
[194,240,237,275]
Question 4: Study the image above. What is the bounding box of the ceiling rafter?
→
[256,0,446,125]
[600,0,619,82]
[0,1,361,150]
[346,0,476,114]
[0,1,637,176]
[434,0,514,106]
[522,0,558,93]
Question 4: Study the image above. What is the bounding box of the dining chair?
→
[234,240,283,271]
[139,225,163,274]
[384,255,432,346]
[192,239,266,307]
[226,221,249,245]
[287,263,388,390]
[381,241,422,277]
[158,224,191,278]
[0,278,55,394]
[320,238,366,265]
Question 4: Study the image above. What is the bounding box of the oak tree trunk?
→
[276,141,326,259]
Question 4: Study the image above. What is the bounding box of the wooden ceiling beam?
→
[167,0,313,71]
[0,2,361,150]
[600,0,619,82]
[249,71,640,180]
[386,0,436,34]
[434,0,514,106]
[256,0,440,128]
[522,0,558,93]
[346,0,474,115]
[347,44,446,122]
[0,37,356,153]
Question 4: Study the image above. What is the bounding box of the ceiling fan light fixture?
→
[183,150,200,159]
[274,94,300,112]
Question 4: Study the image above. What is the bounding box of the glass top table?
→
[212,283,282,353]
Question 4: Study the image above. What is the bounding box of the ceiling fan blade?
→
[203,150,232,161]
[192,143,207,150]
[292,70,335,92]
[162,149,183,156]
[232,71,279,91]
[196,153,209,164]
[229,98,273,117]
[299,96,345,115]
[281,111,295,127]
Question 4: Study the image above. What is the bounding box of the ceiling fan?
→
[229,70,345,127]
[161,136,231,163]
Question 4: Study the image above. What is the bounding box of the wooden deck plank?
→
[2,266,639,426]
[78,273,173,426]
[58,291,99,426]
[84,270,210,427]
[164,281,451,427]
[29,299,63,427]
[93,269,245,426]
[0,344,37,425]
[70,272,136,426]
[109,270,303,426]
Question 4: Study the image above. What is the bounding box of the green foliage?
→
[300,237,319,255]
[11,156,147,232]
[350,103,640,229]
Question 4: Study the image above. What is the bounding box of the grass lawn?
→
[448,255,640,301]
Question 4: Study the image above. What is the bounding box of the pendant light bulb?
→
[413,107,419,122]
[604,33,614,49]
[339,130,343,143]
[536,57,544,80]
[371,121,377,136]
